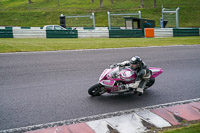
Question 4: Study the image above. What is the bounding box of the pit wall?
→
[0,27,199,38]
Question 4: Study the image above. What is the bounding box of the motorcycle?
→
[88,64,163,96]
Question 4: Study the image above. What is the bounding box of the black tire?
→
[145,78,155,90]
[88,84,105,96]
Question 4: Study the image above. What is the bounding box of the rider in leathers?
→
[118,56,152,96]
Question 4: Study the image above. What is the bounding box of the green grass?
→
[0,36,199,53]
[0,0,199,27]
[160,123,200,133]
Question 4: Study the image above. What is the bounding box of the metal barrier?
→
[0,26,199,38]
[65,13,95,29]
[161,7,180,28]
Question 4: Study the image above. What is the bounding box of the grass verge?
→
[0,36,199,53]
[159,122,200,133]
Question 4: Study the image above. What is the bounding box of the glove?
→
[110,64,117,69]
[118,61,130,67]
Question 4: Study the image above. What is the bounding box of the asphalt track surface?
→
[0,45,200,130]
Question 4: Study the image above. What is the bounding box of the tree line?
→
[28,0,157,8]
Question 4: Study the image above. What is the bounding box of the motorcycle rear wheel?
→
[88,84,105,96]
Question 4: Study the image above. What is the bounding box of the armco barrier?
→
[154,28,173,38]
[13,29,46,38]
[0,27,13,38]
[46,30,78,38]
[78,29,109,38]
[0,26,200,38]
[173,28,199,37]
[109,29,144,38]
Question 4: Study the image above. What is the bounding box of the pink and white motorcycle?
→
[88,64,163,96]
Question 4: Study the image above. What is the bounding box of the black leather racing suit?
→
[133,61,152,89]
[119,60,152,91]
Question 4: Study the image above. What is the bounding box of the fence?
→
[65,13,95,29]
[107,11,141,30]
[161,7,180,28]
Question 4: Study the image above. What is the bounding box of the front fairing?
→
[99,80,116,87]
[98,67,121,88]
[99,69,111,81]
[99,66,136,86]
[99,67,121,82]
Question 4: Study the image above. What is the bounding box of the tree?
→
[91,0,94,3]
[57,0,59,7]
[140,0,144,8]
[153,0,156,8]
[111,0,114,4]
[100,0,103,7]
[28,0,32,4]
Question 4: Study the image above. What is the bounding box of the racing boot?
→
[136,87,143,96]
[136,80,147,96]
[128,81,140,91]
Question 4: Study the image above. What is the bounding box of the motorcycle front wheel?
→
[88,84,106,96]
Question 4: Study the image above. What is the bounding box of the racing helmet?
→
[130,56,142,65]
[130,56,142,69]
